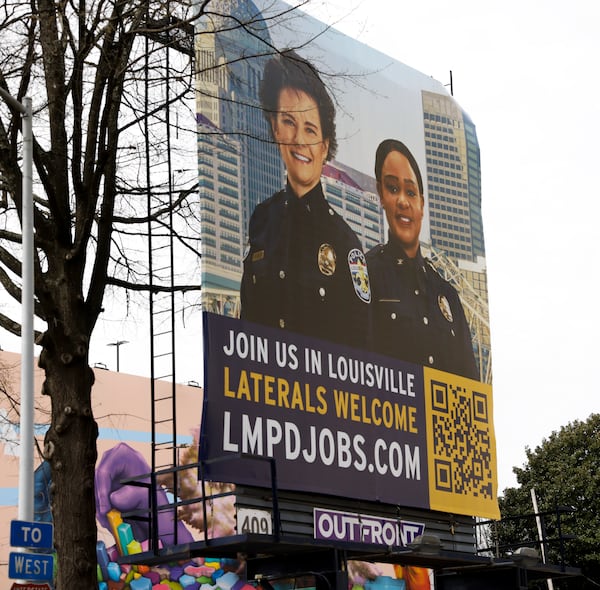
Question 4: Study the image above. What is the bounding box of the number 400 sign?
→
[236,508,273,535]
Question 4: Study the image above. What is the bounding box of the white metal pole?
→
[1,89,35,522]
[531,488,554,590]
[19,96,34,521]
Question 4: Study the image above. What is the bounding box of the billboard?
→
[198,0,499,521]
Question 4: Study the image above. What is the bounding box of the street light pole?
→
[107,340,129,372]
[0,88,34,521]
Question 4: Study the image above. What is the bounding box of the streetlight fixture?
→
[0,88,34,522]
[107,340,129,372]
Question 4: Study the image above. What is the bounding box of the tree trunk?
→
[40,330,98,589]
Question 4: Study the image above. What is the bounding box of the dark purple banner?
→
[200,312,429,508]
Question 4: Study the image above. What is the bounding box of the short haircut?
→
[259,50,337,161]
[374,139,423,195]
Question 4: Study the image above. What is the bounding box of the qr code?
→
[430,379,493,499]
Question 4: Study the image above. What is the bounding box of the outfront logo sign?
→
[314,507,425,547]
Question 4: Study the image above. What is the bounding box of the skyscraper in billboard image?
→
[197,0,499,521]
[196,2,283,314]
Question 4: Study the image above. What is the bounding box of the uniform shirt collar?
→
[285,181,326,213]
[386,233,425,267]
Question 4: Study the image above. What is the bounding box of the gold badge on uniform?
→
[318,243,336,276]
[252,250,265,262]
[438,294,453,322]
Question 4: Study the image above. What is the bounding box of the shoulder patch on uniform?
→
[348,248,371,303]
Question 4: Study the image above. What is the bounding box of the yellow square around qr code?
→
[423,367,499,520]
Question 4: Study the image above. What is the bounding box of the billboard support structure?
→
[117,455,581,589]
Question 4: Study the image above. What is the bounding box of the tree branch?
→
[105,276,201,293]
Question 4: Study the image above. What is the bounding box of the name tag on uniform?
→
[252,250,265,262]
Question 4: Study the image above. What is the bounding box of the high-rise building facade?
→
[321,162,385,252]
[464,113,485,260]
[197,114,243,313]
[421,91,490,376]
[195,1,282,309]
[422,90,485,266]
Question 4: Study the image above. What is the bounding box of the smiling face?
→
[378,150,424,258]
[271,87,329,198]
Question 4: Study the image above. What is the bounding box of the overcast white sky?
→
[300,0,600,493]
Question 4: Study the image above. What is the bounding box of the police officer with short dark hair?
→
[366,139,478,379]
[240,51,371,349]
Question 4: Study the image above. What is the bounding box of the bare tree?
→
[0,354,50,462]
[0,0,323,587]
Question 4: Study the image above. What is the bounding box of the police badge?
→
[348,248,371,303]
[318,243,336,276]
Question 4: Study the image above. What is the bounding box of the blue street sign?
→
[11,584,51,590]
[8,552,54,581]
[10,521,53,549]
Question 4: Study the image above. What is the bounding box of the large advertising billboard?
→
[198,0,498,521]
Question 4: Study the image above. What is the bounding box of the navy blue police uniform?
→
[366,238,478,379]
[241,182,371,349]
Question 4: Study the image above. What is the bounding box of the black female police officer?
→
[240,51,371,349]
[366,139,478,379]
